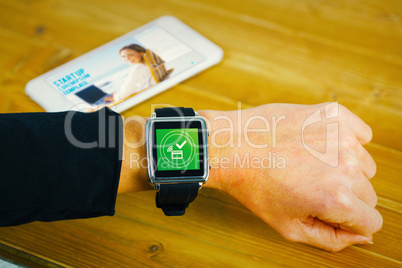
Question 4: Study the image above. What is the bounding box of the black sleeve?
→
[0,107,123,227]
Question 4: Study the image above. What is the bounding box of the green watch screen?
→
[156,128,200,171]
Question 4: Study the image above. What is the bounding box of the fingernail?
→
[357,238,373,245]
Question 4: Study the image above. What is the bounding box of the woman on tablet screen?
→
[104,44,156,102]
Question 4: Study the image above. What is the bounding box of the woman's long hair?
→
[119,44,146,63]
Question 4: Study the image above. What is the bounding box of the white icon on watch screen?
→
[171,150,183,159]
[167,140,187,160]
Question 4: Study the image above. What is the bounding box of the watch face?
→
[156,128,200,171]
[150,119,206,179]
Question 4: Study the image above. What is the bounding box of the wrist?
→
[118,116,153,193]
[198,107,276,195]
[197,109,232,192]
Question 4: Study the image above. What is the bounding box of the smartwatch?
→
[146,107,209,216]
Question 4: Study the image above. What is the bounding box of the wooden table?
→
[0,0,401,267]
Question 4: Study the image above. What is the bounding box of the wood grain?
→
[0,0,401,267]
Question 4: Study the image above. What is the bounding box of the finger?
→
[355,144,377,179]
[340,136,377,179]
[338,193,383,236]
[339,153,378,207]
[342,107,373,145]
[351,173,378,208]
[300,217,373,252]
[316,184,383,236]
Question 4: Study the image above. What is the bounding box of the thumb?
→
[299,217,373,252]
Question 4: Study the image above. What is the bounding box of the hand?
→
[200,103,383,251]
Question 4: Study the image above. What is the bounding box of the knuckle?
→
[325,102,341,117]
[341,134,358,150]
[340,155,360,176]
[329,186,355,212]
[337,104,349,116]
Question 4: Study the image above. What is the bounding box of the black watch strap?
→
[156,183,200,216]
[155,107,195,117]
[154,107,199,216]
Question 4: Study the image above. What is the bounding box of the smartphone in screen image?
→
[26,16,223,113]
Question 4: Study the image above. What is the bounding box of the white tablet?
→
[26,16,223,112]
